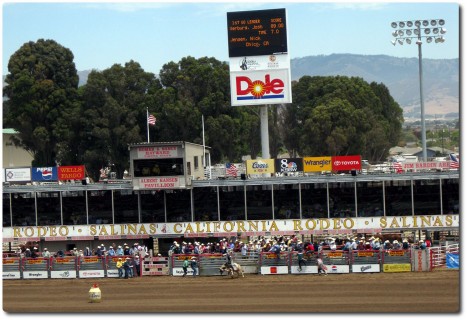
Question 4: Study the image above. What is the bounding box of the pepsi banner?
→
[32,167,58,181]
[275,158,303,173]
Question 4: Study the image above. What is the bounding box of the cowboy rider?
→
[224,250,236,271]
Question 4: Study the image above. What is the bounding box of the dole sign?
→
[230,69,291,106]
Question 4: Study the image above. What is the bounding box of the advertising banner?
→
[78,270,105,278]
[303,157,332,172]
[31,167,58,181]
[134,177,181,190]
[275,158,303,173]
[50,270,77,279]
[446,253,459,269]
[382,264,411,272]
[229,54,290,72]
[58,165,85,181]
[3,215,458,240]
[3,272,21,280]
[260,266,289,275]
[23,271,48,279]
[332,155,362,171]
[245,159,275,175]
[351,264,381,273]
[290,265,318,274]
[326,264,350,274]
[5,167,31,182]
[136,146,180,159]
[230,69,292,106]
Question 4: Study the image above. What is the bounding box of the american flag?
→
[449,153,459,169]
[392,162,403,173]
[148,114,156,125]
[226,163,238,177]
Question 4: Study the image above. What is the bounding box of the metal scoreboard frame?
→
[227,8,291,106]
[227,8,288,58]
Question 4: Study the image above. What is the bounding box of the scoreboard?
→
[227,8,287,57]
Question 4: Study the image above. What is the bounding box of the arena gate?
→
[350,250,381,273]
[320,250,351,274]
[429,243,459,271]
[22,257,49,279]
[3,257,21,280]
[50,256,78,279]
[290,251,319,274]
[381,250,411,272]
[259,251,291,275]
[142,256,169,276]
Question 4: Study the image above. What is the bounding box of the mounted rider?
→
[224,249,237,271]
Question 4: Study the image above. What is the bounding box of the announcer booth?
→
[129,141,210,190]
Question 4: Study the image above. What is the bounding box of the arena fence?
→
[430,243,460,271]
[2,248,459,280]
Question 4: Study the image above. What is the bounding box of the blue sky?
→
[1,1,460,75]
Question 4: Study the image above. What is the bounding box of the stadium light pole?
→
[391,19,446,161]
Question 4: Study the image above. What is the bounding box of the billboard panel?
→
[332,155,362,171]
[303,157,332,172]
[58,165,85,181]
[245,159,275,175]
[31,167,58,181]
[229,54,290,72]
[230,69,291,106]
[5,167,31,182]
[275,158,303,173]
[227,8,287,57]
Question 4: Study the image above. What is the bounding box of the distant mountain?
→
[290,54,459,121]
[77,70,92,87]
[8,54,454,122]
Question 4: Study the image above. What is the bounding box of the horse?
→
[219,262,244,278]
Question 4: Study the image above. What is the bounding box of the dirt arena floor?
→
[2,270,460,313]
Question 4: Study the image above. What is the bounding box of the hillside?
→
[290,54,459,121]
[10,54,459,121]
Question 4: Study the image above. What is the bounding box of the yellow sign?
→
[388,250,405,256]
[246,159,275,174]
[357,252,374,257]
[3,259,17,264]
[303,157,332,172]
[327,252,343,258]
[383,264,411,272]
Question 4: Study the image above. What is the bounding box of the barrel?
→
[88,283,101,303]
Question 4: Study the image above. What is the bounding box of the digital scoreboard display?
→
[227,8,287,57]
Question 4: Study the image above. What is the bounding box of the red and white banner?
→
[332,155,362,171]
[136,146,179,159]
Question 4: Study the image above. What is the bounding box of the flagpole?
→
[202,114,206,167]
[146,107,150,143]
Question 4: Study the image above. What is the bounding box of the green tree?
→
[3,39,79,166]
[78,61,161,179]
[283,76,404,161]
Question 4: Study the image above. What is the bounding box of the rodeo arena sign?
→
[2,215,459,280]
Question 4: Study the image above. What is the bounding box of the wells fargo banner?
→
[58,165,85,181]
[246,159,275,175]
[303,157,332,172]
[3,215,458,241]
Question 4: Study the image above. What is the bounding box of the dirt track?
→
[2,270,459,313]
